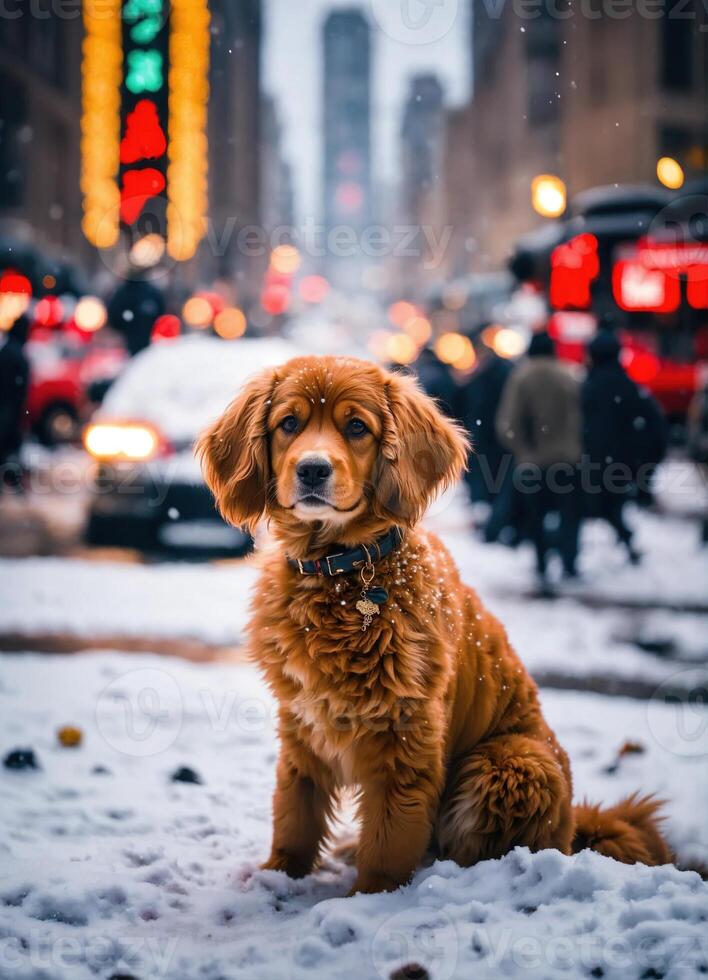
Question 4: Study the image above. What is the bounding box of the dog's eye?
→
[280,415,299,434]
[346,418,368,438]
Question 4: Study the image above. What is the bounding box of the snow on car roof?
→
[100,335,300,443]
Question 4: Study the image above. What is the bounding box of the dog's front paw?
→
[261,849,312,879]
[348,871,403,896]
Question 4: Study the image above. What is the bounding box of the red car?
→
[25,337,127,445]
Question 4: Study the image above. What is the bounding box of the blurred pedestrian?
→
[0,313,30,492]
[459,331,517,542]
[107,270,165,356]
[581,331,667,563]
[496,331,582,587]
[687,374,708,546]
[412,346,458,418]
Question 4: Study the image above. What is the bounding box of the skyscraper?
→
[322,9,372,288]
[399,74,446,293]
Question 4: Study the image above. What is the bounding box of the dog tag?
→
[356,596,380,631]
[356,597,380,617]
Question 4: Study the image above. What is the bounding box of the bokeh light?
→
[130,233,166,268]
[74,296,107,333]
[481,325,526,359]
[182,296,215,328]
[388,301,418,328]
[34,296,64,329]
[656,156,684,190]
[214,307,247,339]
[270,245,302,275]
[531,174,567,218]
[151,314,181,343]
[402,315,432,345]
[386,332,418,365]
[435,332,476,370]
[299,275,330,304]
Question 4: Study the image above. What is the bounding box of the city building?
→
[322,8,372,289]
[0,12,86,267]
[398,74,447,295]
[207,0,263,293]
[261,96,296,236]
[444,6,708,274]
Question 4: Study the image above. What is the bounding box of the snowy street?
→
[1,653,707,980]
[1,481,707,980]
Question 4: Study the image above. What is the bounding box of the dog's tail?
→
[572,793,674,866]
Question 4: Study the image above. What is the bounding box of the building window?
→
[661,16,693,91]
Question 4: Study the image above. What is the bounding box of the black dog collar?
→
[287,526,405,578]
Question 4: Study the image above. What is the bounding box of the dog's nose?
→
[296,458,333,488]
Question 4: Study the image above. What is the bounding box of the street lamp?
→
[531,175,567,218]
[656,157,684,190]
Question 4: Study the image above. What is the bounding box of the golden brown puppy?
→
[198,355,672,894]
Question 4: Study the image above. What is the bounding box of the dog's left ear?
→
[196,368,277,532]
[373,370,469,525]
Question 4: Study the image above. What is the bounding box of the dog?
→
[198,355,672,894]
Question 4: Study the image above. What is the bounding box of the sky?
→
[263,0,470,224]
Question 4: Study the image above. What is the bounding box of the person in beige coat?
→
[496,331,582,587]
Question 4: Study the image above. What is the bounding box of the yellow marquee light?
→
[167,0,210,261]
[81,0,122,249]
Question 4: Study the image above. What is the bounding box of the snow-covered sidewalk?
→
[1,653,706,980]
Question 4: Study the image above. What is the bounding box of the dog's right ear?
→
[196,368,277,532]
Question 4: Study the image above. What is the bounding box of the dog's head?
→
[197,356,468,541]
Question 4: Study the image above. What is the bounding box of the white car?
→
[83,335,298,556]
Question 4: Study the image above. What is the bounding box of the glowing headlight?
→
[84,422,160,461]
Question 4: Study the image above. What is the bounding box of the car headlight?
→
[83,422,161,462]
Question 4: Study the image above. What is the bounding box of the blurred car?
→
[83,335,298,556]
[26,337,127,445]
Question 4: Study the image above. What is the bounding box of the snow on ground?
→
[0,557,255,647]
[1,653,706,980]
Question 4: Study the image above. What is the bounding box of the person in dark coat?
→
[497,331,583,587]
[0,313,30,490]
[107,271,165,356]
[459,333,519,542]
[581,331,667,562]
[412,346,458,419]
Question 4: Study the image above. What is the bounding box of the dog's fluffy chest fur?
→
[250,531,461,777]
